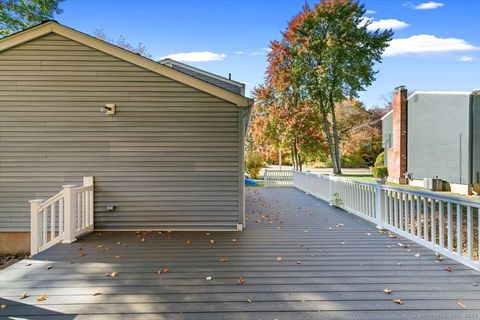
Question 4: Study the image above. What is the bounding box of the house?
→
[382,86,480,195]
[0,21,252,254]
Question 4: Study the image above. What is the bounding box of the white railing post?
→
[264,169,268,187]
[29,199,43,255]
[62,184,77,244]
[328,174,334,205]
[375,180,386,229]
[83,176,94,230]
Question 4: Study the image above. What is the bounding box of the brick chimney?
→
[387,86,408,184]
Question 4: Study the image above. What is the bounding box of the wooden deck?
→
[2,187,480,319]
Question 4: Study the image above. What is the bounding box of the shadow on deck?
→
[1,187,480,319]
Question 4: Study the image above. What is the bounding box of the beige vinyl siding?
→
[0,33,240,231]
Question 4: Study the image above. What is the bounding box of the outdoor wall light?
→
[101,103,116,115]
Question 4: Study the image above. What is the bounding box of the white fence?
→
[264,169,294,187]
[30,177,94,255]
[293,171,480,271]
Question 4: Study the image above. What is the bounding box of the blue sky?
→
[56,0,480,107]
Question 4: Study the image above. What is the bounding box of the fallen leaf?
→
[296,261,302,265]
[106,272,118,277]
[47,266,52,270]
[397,243,405,247]
[393,298,404,305]
[25,263,32,267]
[445,266,454,272]
[20,292,28,299]
[366,233,372,236]
[37,294,47,302]
[220,258,228,263]
[276,256,282,262]
[206,276,213,281]
[97,245,103,248]
[0,304,5,310]
[383,288,393,294]
[457,301,466,308]
[162,268,169,273]
[79,251,86,257]
[340,242,345,245]
[414,253,421,258]
[247,299,253,303]
[210,240,215,244]
[186,240,192,245]
[237,277,245,285]
[232,239,237,242]
[92,291,102,296]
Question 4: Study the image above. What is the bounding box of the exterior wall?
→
[0,232,30,255]
[381,111,393,166]
[407,93,470,185]
[473,94,480,192]
[387,87,408,184]
[0,33,241,232]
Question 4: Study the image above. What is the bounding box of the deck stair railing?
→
[30,177,94,255]
[263,169,294,187]
[292,171,480,271]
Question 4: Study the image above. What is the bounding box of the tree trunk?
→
[291,143,297,171]
[329,100,342,175]
[319,106,338,174]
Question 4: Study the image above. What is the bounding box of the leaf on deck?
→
[383,288,393,294]
[37,294,47,302]
[20,292,28,299]
[237,277,245,285]
[393,298,404,305]
[457,301,466,308]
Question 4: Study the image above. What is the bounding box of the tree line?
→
[247,0,393,174]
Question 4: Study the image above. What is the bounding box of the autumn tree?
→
[93,29,151,58]
[336,99,385,166]
[0,0,63,37]
[288,0,393,174]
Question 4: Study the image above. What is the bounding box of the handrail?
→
[30,177,94,255]
[37,190,64,213]
[292,170,480,271]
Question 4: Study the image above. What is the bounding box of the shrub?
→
[245,151,264,179]
[372,166,388,179]
[374,151,385,167]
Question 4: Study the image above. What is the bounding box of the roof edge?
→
[0,21,253,107]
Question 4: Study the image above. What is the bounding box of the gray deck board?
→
[1,187,480,319]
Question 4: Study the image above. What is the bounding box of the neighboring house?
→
[0,21,252,253]
[382,86,480,195]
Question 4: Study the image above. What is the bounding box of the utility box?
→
[423,177,443,191]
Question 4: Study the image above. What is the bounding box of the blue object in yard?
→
[245,178,259,186]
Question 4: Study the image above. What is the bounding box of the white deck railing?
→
[264,169,293,187]
[292,171,480,271]
[30,177,94,255]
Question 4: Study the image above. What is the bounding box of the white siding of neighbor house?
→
[407,93,471,184]
[0,33,242,231]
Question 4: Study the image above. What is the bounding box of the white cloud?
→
[159,51,226,62]
[235,51,244,55]
[458,55,474,62]
[384,34,480,56]
[365,9,376,14]
[405,1,444,10]
[249,47,272,56]
[367,19,409,31]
